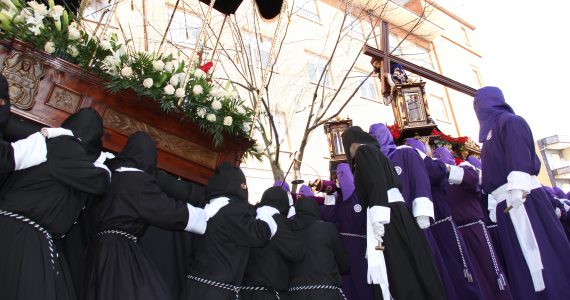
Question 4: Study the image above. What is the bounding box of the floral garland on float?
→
[0,0,259,155]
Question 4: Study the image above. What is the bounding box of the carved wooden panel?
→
[45,84,83,114]
[0,51,45,110]
[103,108,218,169]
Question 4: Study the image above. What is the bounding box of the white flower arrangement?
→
[121,66,133,77]
[197,107,207,118]
[236,106,246,115]
[68,26,80,40]
[100,40,112,51]
[175,88,185,98]
[164,61,174,73]
[192,85,203,96]
[152,60,165,72]
[194,68,206,79]
[169,75,179,87]
[164,84,175,95]
[67,45,78,57]
[211,99,222,111]
[44,41,55,53]
[206,113,216,122]
[243,123,251,133]
[223,116,233,126]
[143,78,153,88]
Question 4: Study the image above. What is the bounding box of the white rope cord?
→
[187,275,240,299]
[96,229,138,243]
[458,220,507,290]
[429,216,473,283]
[340,232,366,239]
[240,284,281,299]
[289,284,347,300]
[0,209,58,272]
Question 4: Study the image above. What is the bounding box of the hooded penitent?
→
[259,186,290,216]
[341,126,379,169]
[0,73,11,139]
[61,107,103,161]
[336,163,355,201]
[107,131,157,174]
[466,156,482,169]
[433,147,455,165]
[368,123,397,158]
[298,185,314,197]
[292,197,321,230]
[274,180,291,192]
[404,137,427,154]
[206,161,248,202]
[473,86,515,143]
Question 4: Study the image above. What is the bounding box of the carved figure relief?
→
[0,52,45,110]
[46,84,83,114]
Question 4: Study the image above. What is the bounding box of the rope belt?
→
[289,285,347,300]
[188,275,241,299]
[458,220,507,290]
[240,285,281,300]
[430,216,474,283]
[96,229,138,243]
[0,209,58,273]
[340,232,366,239]
[487,224,498,229]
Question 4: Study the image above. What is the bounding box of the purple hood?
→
[369,123,397,158]
[466,156,482,169]
[336,163,355,201]
[404,137,426,154]
[473,86,515,143]
[433,147,455,165]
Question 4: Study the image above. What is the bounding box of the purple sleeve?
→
[500,115,541,175]
[459,166,480,192]
[320,204,338,222]
[424,157,448,186]
[404,149,432,200]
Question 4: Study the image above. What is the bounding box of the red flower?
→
[200,61,214,73]
[454,157,464,166]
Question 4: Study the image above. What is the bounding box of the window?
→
[550,152,563,169]
[343,15,364,40]
[166,8,202,48]
[471,68,483,87]
[83,0,115,23]
[294,0,320,22]
[357,72,377,99]
[244,35,272,70]
[428,95,449,122]
[306,54,332,87]
[398,41,434,70]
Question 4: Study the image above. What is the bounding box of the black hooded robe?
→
[288,197,350,300]
[240,187,306,300]
[82,132,197,300]
[0,109,109,300]
[186,163,273,300]
[344,129,446,300]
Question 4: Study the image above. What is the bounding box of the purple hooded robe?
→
[475,86,570,300]
[319,163,373,300]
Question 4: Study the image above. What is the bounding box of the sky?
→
[469,0,570,140]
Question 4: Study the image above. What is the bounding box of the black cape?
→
[0,136,109,300]
[82,170,191,300]
[352,143,447,300]
[289,197,350,300]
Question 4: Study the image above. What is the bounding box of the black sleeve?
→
[137,175,190,231]
[354,145,390,209]
[47,136,109,195]
[328,223,350,275]
[0,140,14,172]
[224,202,272,247]
[271,216,305,263]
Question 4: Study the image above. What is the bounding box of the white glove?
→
[564,203,570,212]
[555,207,562,219]
[204,197,229,220]
[11,132,47,170]
[256,206,279,238]
[416,216,431,229]
[507,189,525,209]
[371,221,385,242]
[489,208,497,223]
[95,151,115,164]
[41,127,73,139]
[287,206,296,218]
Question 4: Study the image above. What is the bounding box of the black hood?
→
[259,186,289,216]
[0,73,11,138]
[292,197,321,230]
[206,162,248,202]
[107,131,157,174]
[61,107,103,161]
[341,126,379,170]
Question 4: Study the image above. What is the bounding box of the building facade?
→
[538,135,570,192]
[81,0,486,202]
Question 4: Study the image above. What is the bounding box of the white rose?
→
[243,123,251,133]
[236,106,246,115]
[164,61,174,73]
[192,85,203,96]
[197,107,207,118]
[67,45,79,57]
[209,88,223,98]
[143,78,153,88]
[115,45,126,56]
[121,66,133,77]
[223,116,233,126]
[153,60,165,71]
[29,25,42,35]
[194,68,206,79]
[230,90,238,99]
[164,84,175,95]
[211,99,222,111]
[206,113,216,122]
[254,143,265,153]
[44,41,55,54]
[175,88,185,98]
[49,5,64,19]
[100,40,112,51]
[68,26,80,40]
[169,75,179,87]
